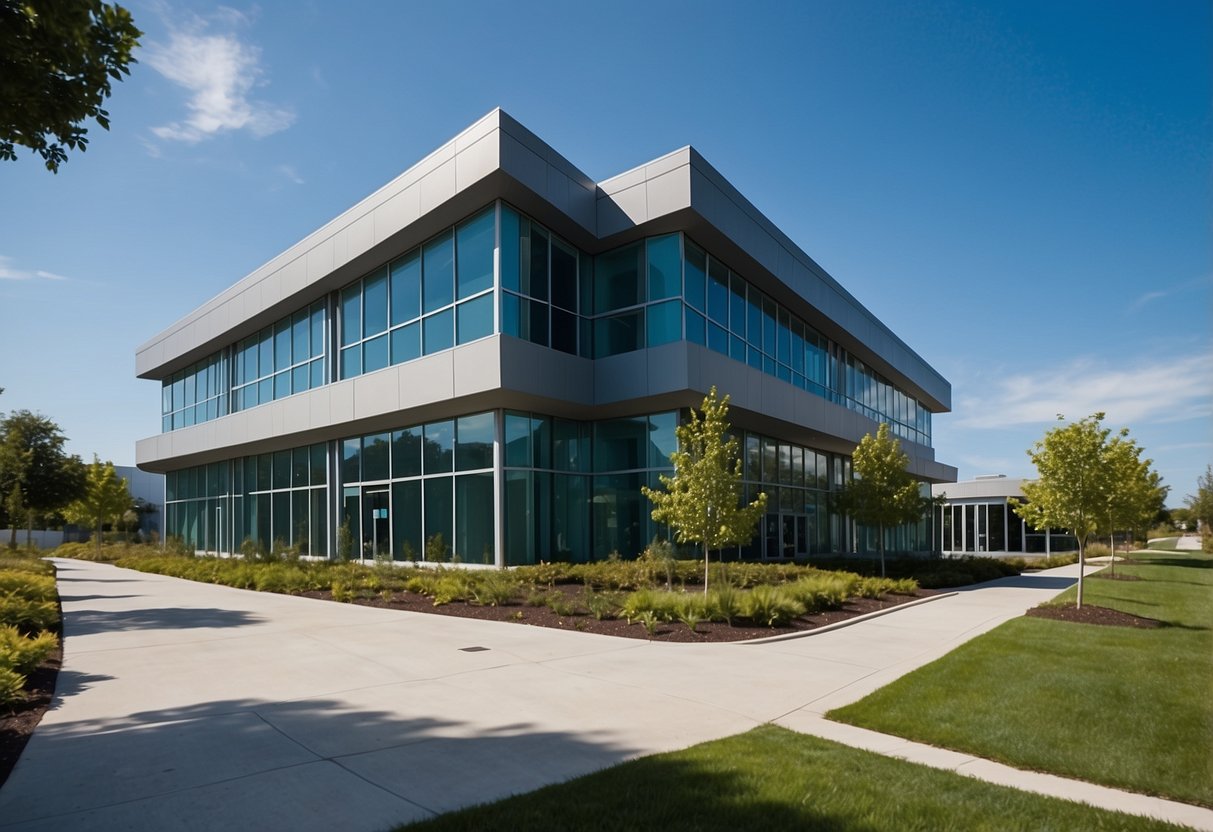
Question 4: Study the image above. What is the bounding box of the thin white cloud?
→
[0,256,68,282]
[953,352,1213,430]
[146,9,294,144]
[277,164,304,185]
[1129,274,1213,312]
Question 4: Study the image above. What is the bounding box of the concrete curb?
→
[737,591,960,645]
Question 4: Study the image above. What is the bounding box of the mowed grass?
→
[399,725,1187,832]
[829,550,1213,807]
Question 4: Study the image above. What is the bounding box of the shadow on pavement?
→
[0,695,655,829]
[954,574,1076,592]
[65,607,263,636]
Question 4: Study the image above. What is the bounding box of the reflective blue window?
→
[500,206,520,292]
[685,307,706,346]
[520,220,548,301]
[551,238,578,312]
[684,241,706,311]
[390,251,421,326]
[501,292,521,338]
[390,322,420,365]
[310,305,325,358]
[456,294,493,344]
[364,267,388,336]
[423,231,454,313]
[646,299,681,347]
[708,323,728,355]
[456,412,494,471]
[392,426,423,477]
[340,346,360,378]
[341,285,361,346]
[646,234,681,301]
[594,243,643,313]
[595,310,643,357]
[707,259,728,325]
[424,420,454,473]
[456,208,494,300]
[363,333,388,373]
[291,310,309,363]
[423,308,453,354]
[551,308,577,355]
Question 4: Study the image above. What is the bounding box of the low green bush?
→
[0,625,58,675]
[0,666,26,708]
[741,584,804,627]
[0,595,58,634]
[1085,543,1111,559]
[0,571,56,602]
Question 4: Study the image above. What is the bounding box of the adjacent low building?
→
[931,475,1076,555]
[136,109,957,565]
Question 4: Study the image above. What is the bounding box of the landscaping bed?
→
[302,582,936,643]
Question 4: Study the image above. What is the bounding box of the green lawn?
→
[400,725,1187,831]
[829,550,1213,807]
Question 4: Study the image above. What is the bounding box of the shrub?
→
[0,626,57,674]
[545,592,579,617]
[582,589,621,621]
[675,594,709,633]
[0,666,25,708]
[425,533,450,564]
[741,585,804,627]
[636,610,661,638]
[0,572,56,602]
[0,595,58,634]
[469,572,518,607]
[1085,543,1111,559]
[707,583,743,626]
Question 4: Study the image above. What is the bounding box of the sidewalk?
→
[0,558,1205,831]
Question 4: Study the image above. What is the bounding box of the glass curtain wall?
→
[232,302,327,412]
[165,443,329,556]
[338,412,495,564]
[337,207,495,379]
[737,431,842,560]
[162,353,228,432]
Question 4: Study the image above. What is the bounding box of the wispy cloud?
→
[954,352,1213,430]
[1129,274,1213,312]
[0,256,68,282]
[146,8,294,144]
[276,164,304,185]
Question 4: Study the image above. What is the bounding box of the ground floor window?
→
[162,411,935,563]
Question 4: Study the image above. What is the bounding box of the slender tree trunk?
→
[95,517,103,557]
[1076,539,1085,609]
[1109,528,1116,578]
[703,541,710,595]
[878,523,886,578]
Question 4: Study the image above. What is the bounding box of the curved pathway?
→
[0,559,1205,831]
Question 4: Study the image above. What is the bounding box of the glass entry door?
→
[362,487,390,559]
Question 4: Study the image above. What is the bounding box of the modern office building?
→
[136,109,957,565]
[931,476,1076,555]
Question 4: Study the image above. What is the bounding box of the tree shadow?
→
[0,694,677,831]
[1135,556,1211,570]
[58,594,141,602]
[65,607,264,636]
[954,574,1076,592]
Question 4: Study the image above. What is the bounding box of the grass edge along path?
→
[827,549,1213,808]
[397,725,1190,832]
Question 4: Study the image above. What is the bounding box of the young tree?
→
[1186,465,1213,535]
[642,387,767,594]
[834,422,928,577]
[0,410,85,546]
[64,457,132,556]
[1102,436,1166,577]
[0,0,142,172]
[1014,413,1132,608]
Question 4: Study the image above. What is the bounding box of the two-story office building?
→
[136,109,957,565]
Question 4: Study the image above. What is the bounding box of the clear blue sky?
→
[1,0,1209,504]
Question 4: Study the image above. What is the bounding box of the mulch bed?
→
[301,584,938,643]
[1026,603,1161,629]
[1090,573,1143,581]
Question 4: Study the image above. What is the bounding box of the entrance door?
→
[362,487,390,560]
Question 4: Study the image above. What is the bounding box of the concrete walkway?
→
[0,559,1206,831]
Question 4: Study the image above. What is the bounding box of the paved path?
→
[0,559,1207,831]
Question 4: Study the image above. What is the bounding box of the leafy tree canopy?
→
[1187,465,1213,531]
[0,409,85,543]
[1014,413,1159,606]
[642,387,766,593]
[65,456,131,554]
[834,422,927,576]
[0,0,141,172]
